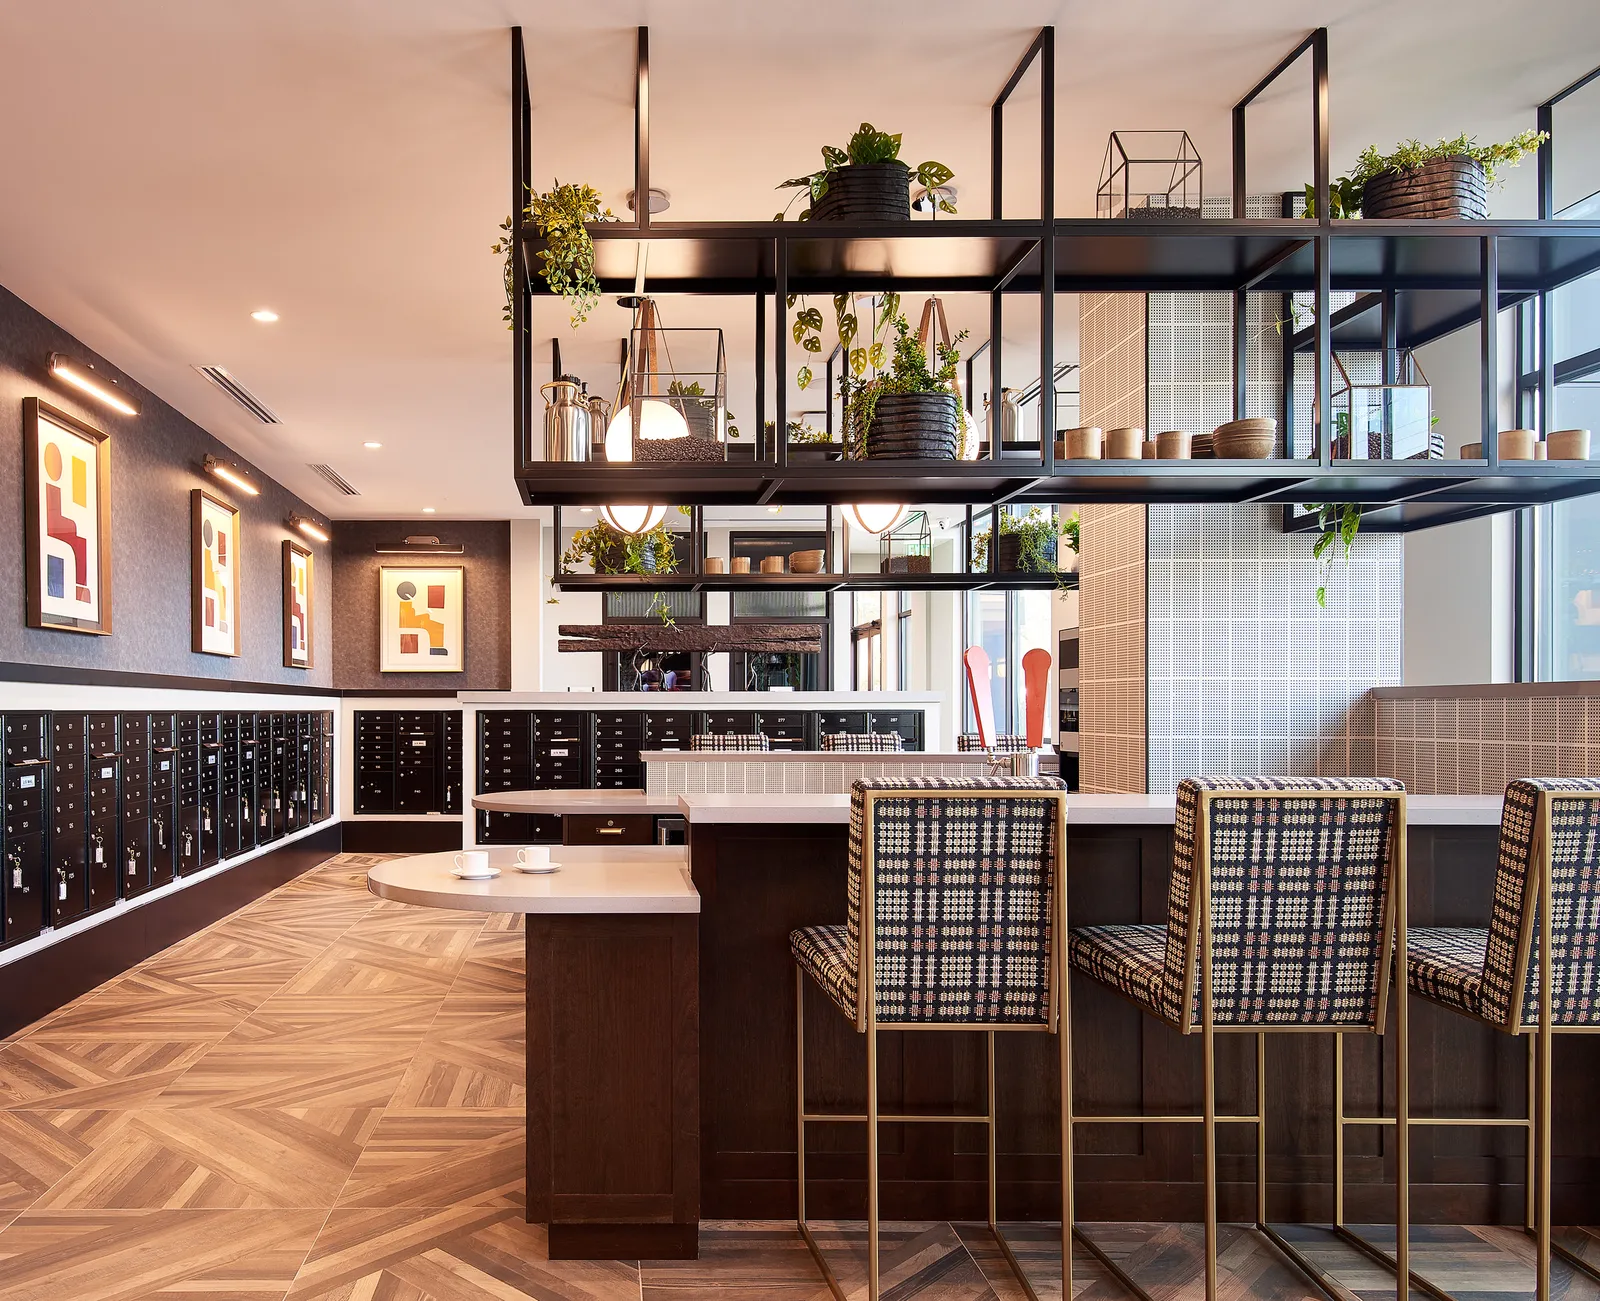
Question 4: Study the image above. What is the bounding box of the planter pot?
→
[863,392,961,460]
[1549,429,1592,461]
[1104,427,1143,459]
[596,539,660,575]
[1058,426,1103,460]
[730,557,751,574]
[1361,157,1488,220]
[810,162,911,223]
[1157,430,1191,460]
[996,533,1057,574]
[1499,429,1536,461]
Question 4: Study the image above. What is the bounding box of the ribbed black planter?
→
[863,392,961,460]
[997,533,1057,573]
[596,540,662,575]
[810,162,911,223]
[1361,157,1488,220]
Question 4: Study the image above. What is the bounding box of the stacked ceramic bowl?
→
[1212,417,1277,459]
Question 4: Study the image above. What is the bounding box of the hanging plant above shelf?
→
[494,180,615,329]
[971,507,1067,574]
[776,123,955,223]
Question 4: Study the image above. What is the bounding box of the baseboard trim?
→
[0,823,342,1039]
[341,820,464,853]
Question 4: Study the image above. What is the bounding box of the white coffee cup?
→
[453,850,491,876]
[516,845,550,868]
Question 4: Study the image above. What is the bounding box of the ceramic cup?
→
[1104,427,1144,459]
[515,846,558,874]
[1141,440,1158,460]
[704,556,726,574]
[1157,430,1191,460]
[730,557,751,574]
[452,850,492,877]
[1549,429,1592,461]
[1498,429,1536,461]
[1060,426,1103,460]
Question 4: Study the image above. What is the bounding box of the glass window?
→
[1536,371,1600,680]
[964,591,1008,731]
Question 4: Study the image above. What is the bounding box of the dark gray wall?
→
[0,283,333,686]
[331,520,510,691]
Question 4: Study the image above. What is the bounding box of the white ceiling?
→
[0,0,1594,519]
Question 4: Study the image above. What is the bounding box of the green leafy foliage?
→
[559,519,679,625]
[1302,129,1548,220]
[1304,501,1363,608]
[841,309,967,458]
[971,507,1063,574]
[776,123,956,220]
[791,290,899,389]
[493,181,614,330]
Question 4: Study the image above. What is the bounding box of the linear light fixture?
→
[373,534,464,555]
[289,514,329,543]
[48,353,140,416]
[203,454,259,497]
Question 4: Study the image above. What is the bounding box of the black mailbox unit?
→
[49,713,89,925]
[2,712,49,947]
[120,712,154,899]
[86,712,120,913]
[149,712,178,884]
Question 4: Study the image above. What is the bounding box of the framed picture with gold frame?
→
[23,397,113,635]
[378,565,464,672]
[191,488,242,657]
[282,538,313,669]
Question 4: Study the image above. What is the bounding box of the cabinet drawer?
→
[816,711,868,734]
[701,711,757,734]
[563,813,654,845]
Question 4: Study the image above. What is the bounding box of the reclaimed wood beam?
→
[557,623,822,654]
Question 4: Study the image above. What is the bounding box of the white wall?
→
[1404,312,1518,685]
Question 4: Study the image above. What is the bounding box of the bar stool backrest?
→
[848,776,1065,1032]
[957,733,1029,753]
[1161,776,1406,1033]
[821,732,904,753]
[689,733,771,752]
[1482,778,1600,1032]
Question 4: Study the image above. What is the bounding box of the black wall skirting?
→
[0,660,339,698]
[341,819,464,853]
[0,824,341,1039]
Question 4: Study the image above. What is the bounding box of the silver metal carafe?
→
[984,387,1024,444]
[541,378,591,462]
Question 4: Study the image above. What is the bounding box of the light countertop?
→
[472,789,678,815]
[640,751,986,763]
[367,846,698,914]
[676,792,1506,827]
[456,691,942,708]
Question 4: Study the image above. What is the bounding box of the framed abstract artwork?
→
[191,488,242,657]
[378,565,464,673]
[23,397,113,635]
[282,539,313,669]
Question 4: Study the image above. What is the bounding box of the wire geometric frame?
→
[1097,130,1203,220]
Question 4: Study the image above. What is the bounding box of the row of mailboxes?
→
[1,710,334,950]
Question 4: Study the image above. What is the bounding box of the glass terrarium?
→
[1332,353,1438,460]
[611,299,728,464]
[1097,131,1203,220]
[879,510,932,574]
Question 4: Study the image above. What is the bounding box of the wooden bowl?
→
[788,549,825,574]
[759,556,786,574]
[1213,418,1276,459]
[730,556,752,574]
[703,557,726,574]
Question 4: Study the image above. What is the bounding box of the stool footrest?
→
[801,1110,992,1125]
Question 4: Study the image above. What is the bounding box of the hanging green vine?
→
[492,180,614,329]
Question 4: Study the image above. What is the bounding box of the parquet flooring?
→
[0,850,1593,1301]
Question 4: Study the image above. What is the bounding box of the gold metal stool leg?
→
[796,967,848,1301]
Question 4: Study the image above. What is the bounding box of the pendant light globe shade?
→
[845,504,907,536]
[604,398,691,463]
[599,504,668,535]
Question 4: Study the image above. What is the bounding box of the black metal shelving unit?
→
[509,26,1600,535]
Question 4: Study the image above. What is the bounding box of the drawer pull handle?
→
[596,827,625,835]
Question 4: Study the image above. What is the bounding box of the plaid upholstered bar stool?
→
[819,732,904,753]
[789,776,1069,1301]
[1067,776,1409,1301]
[958,733,1029,753]
[1402,778,1600,1301]
[689,733,770,751]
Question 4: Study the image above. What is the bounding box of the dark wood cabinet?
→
[563,813,655,845]
[353,710,461,816]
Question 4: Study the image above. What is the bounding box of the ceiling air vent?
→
[306,463,361,496]
[193,365,280,424]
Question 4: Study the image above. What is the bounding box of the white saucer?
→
[514,861,561,874]
[451,866,500,880]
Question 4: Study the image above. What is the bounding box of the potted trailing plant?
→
[844,312,968,460]
[1302,130,1546,220]
[777,123,955,223]
[561,518,678,577]
[1307,502,1362,608]
[971,508,1062,574]
[492,181,614,329]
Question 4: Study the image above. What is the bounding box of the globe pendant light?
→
[845,504,907,535]
[599,504,668,535]
[604,398,690,463]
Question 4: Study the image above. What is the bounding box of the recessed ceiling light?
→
[579,506,594,513]
[251,308,279,323]
[362,441,383,449]
[421,506,436,514]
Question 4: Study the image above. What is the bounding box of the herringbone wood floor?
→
[0,852,1594,1301]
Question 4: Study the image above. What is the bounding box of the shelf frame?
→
[507,27,1600,532]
